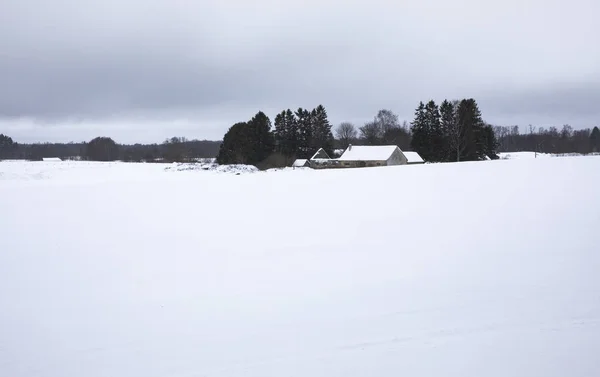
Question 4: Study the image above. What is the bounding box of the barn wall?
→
[309,160,344,169]
[387,149,408,166]
[338,160,387,168]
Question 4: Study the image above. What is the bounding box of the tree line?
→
[3,106,599,165]
[494,124,600,155]
[0,134,220,162]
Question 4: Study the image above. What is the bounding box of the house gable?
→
[310,148,331,160]
[388,149,408,165]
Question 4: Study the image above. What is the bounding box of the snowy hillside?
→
[1,157,599,377]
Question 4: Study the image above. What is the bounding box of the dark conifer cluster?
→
[216,105,334,166]
[410,98,499,162]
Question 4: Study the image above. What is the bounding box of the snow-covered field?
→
[498,151,552,159]
[1,157,599,377]
[498,151,600,159]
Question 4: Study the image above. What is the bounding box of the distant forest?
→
[1,100,599,164]
[0,135,220,162]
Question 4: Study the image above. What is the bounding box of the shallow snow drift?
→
[1,157,599,377]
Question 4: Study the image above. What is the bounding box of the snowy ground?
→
[498,151,600,159]
[1,157,600,377]
[498,151,552,159]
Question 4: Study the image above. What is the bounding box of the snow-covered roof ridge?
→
[338,145,400,161]
[310,148,331,160]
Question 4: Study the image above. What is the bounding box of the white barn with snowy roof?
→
[337,145,423,167]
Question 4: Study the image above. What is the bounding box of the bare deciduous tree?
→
[335,122,357,148]
[359,121,381,145]
[374,109,400,135]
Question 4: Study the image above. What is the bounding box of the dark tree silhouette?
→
[86,137,119,161]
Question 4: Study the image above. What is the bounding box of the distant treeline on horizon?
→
[1,116,599,164]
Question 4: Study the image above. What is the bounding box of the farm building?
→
[292,159,309,168]
[402,151,425,164]
[42,157,62,162]
[306,148,341,169]
[337,145,423,167]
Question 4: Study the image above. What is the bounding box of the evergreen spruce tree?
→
[309,107,320,153]
[590,126,600,153]
[311,105,334,157]
[216,111,274,166]
[481,124,499,159]
[274,109,300,157]
[246,111,274,164]
[284,109,299,156]
[296,108,313,158]
[216,122,249,164]
[456,99,486,161]
[439,100,455,161]
[274,111,286,154]
[410,102,430,161]
[424,100,442,162]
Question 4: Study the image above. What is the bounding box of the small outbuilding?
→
[292,159,309,168]
[402,151,425,164]
[42,157,62,162]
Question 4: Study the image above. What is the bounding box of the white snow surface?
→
[1,158,600,377]
[338,145,399,161]
[498,151,552,159]
[165,162,258,174]
[402,151,424,163]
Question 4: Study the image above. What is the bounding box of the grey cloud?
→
[478,82,600,127]
[1,0,599,142]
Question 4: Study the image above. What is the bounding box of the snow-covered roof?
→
[402,151,424,163]
[338,145,399,161]
[292,159,308,167]
[42,157,62,162]
[310,148,331,160]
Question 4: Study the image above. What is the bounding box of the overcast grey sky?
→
[1,0,599,143]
